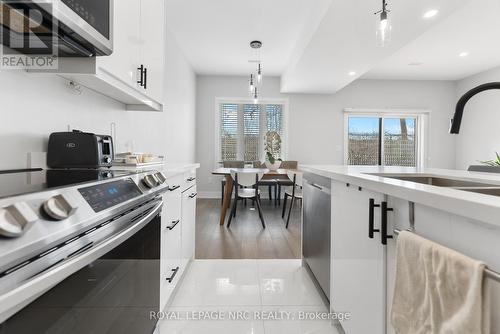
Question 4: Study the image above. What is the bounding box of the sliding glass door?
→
[347,115,418,167]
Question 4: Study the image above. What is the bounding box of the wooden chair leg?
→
[227,198,237,227]
[255,196,266,229]
[282,193,288,218]
[286,196,295,228]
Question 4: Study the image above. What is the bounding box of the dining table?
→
[212,168,295,225]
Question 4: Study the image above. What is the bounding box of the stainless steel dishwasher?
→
[302,172,331,302]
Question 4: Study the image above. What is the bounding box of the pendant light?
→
[375,0,391,47]
[249,74,255,94]
[257,63,263,84]
[253,86,258,104]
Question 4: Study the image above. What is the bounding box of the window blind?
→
[219,102,284,162]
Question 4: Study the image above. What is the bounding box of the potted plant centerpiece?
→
[468,152,500,173]
[264,131,282,170]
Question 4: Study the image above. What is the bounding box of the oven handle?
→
[0,200,163,323]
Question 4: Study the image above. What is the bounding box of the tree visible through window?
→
[220,102,284,162]
[347,116,417,167]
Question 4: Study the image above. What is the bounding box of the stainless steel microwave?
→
[0,0,113,57]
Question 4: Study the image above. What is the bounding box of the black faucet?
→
[450,82,500,134]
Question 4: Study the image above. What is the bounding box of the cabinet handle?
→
[310,183,323,190]
[143,67,148,89]
[166,219,180,230]
[381,201,394,245]
[137,65,144,87]
[189,193,197,199]
[369,198,380,239]
[168,185,180,191]
[187,177,196,182]
[166,266,180,283]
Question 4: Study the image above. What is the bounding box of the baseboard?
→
[197,191,278,199]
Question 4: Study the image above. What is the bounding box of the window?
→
[345,111,426,167]
[219,101,285,162]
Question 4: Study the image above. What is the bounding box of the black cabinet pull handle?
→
[137,65,144,87]
[166,266,180,283]
[189,193,197,199]
[168,185,180,191]
[381,201,394,245]
[187,177,196,182]
[167,219,180,230]
[143,67,148,89]
[369,198,380,239]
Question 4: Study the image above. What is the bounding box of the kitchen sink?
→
[368,174,500,188]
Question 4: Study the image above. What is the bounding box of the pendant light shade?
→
[257,63,263,84]
[253,86,258,104]
[249,74,255,94]
[375,0,391,47]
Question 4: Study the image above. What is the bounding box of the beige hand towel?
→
[391,231,489,334]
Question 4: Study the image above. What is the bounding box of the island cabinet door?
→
[331,180,386,334]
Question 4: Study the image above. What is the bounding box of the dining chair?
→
[255,161,278,205]
[281,171,303,228]
[277,161,298,205]
[221,160,245,204]
[227,171,266,229]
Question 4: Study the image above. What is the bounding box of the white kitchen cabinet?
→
[160,185,182,311]
[139,0,166,102]
[32,0,165,111]
[181,185,197,264]
[331,180,387,334]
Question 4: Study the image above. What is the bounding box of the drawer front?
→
[181,169,197,192]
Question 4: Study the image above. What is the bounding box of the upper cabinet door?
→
[139,0,165,103]
[98,0,142,88]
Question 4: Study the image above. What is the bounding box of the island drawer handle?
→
[166,266,180,283]
[369,198,380,239]
[166,219,180,230]
[381,201,394,245]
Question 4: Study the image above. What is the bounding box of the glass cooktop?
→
[0,169,139,199]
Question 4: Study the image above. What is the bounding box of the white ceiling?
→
[166,0,488,93]
[363,0,500,81]
[165,0,332,76]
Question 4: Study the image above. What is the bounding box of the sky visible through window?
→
[349,117,415,135]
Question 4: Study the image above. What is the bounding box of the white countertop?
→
[300,165,500,227]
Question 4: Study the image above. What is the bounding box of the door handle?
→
[369,198,380,239]
[137,65,144,87]
[166,266,180,283]
[166,219,180,230]
[381,201,394,245]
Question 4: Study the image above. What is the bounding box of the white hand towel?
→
[391,231,489,334]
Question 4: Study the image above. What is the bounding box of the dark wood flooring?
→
[195,198,302,259]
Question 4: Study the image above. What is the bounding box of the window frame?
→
[215,98,289,166]
[343,108,429,168]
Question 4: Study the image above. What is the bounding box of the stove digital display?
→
[78,178,142,212]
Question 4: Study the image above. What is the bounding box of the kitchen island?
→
[300,165,500,334]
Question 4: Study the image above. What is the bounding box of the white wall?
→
[0,28,196,171]
[196,75,457,195]
[455,66,500,169]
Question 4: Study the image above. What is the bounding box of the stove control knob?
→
[43,194,78,221]
[155,172,166,184]
[103,156,112,164]
[142,174,158,188]
[0,202,38,237]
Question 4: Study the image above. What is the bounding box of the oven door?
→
[0,201,161,334]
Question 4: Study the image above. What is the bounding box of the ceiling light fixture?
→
[257,63,263,84]
[253,87,258,104]
[423,9,439,19]
[375,0,391,47]
[459,51,469,57]
[249,74,255,94]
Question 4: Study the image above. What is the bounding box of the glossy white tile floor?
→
[157,260,342,334]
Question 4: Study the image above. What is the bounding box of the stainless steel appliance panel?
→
[303,173,331,300]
